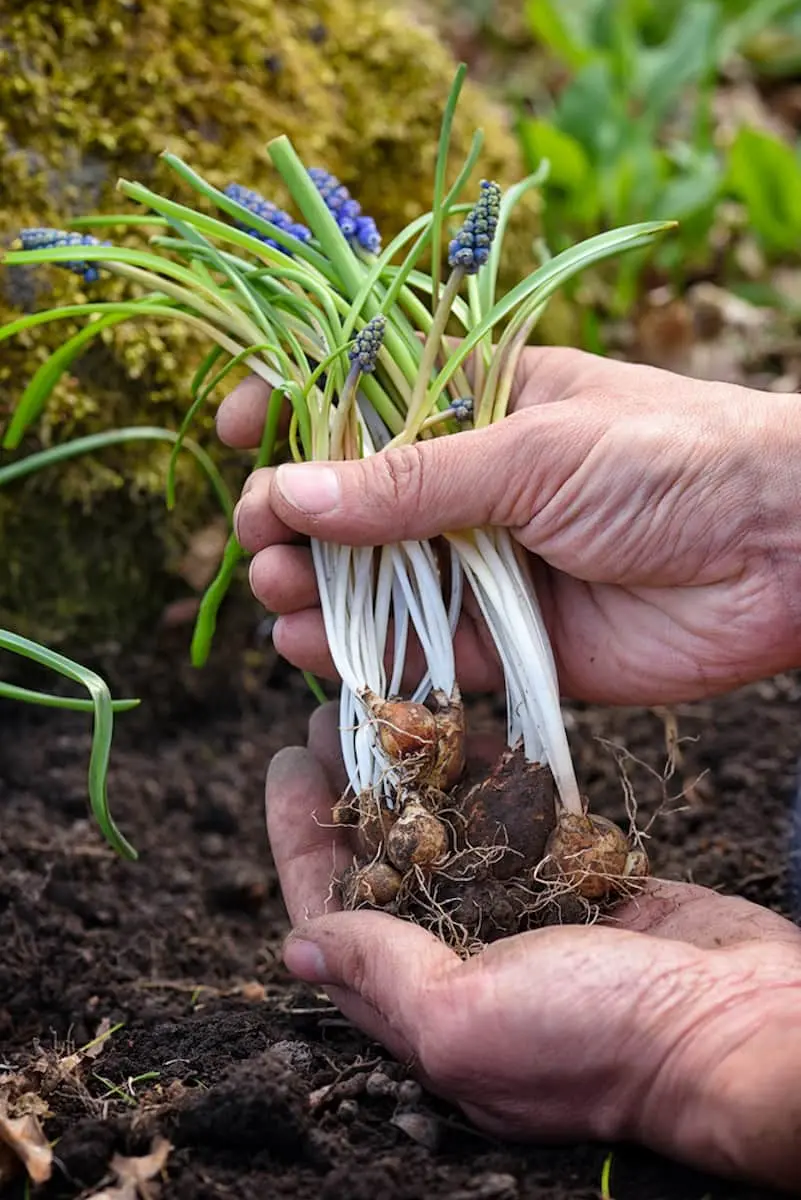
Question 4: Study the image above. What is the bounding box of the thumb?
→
[271,409,578,543]
[283,910,455,1054]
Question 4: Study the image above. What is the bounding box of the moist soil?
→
[1,628,799,1200]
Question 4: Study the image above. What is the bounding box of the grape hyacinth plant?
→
[0,67,673,945]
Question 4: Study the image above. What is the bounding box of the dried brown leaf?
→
[88,1136,172,1200]
[0,1101,53,1184]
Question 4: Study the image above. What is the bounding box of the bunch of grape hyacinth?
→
[3,65,675,857]
[19,228,109,283]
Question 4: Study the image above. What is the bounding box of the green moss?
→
[0,0,530,651]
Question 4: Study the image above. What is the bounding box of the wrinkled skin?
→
[223,348,801,705]
[218,349,801,1190]
[270,707,801,1193]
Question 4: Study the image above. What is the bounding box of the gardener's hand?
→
[267,705,801,1193]
[219,349,801,704]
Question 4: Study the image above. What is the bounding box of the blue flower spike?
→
[19,228,109,283]
[308,167,382,256]
[451,396,474,423]
[224,183,312,254]
[448,180,502,275]
[348,314,387,374]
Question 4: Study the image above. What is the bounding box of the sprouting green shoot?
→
[601,1151,614,1200]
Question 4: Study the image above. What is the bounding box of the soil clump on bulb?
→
[337,689,649,952]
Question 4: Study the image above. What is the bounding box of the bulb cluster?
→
[308,167,382,255]
[448,179,501,275]
[224,184,312,254]
[348,314,387,374]
[19,228,108,283]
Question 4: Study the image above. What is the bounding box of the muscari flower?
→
[224,183,312,254]
[450,396,474,423]
[448,180,501,275]
[19,228,108,283]
[308,167,382,255]
[349,314,386,374]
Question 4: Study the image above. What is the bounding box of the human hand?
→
[220,348,801,705]
[267,704,801,1193]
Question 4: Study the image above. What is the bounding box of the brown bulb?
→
[543,812,630,900]
[341,862,403,908]
[427,686,466,791]
[359,689,438,776]
[386,802,449,873]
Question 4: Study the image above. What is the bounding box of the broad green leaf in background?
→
[729,126,801,252]
[634,2,720,126]
[524,0,594,68]
[719,0,800,60]
[653,149,723,221]
[516,118,600,226]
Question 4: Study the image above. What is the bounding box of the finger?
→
[216,376,271,448]
[263,402,602,545]
[264,746,352,924]
[283,910,456,1058]
[250,544,317,615]
[272,608,504,693]
[307,701,348,797]
[609,879,801,950]
[234,467,298,553]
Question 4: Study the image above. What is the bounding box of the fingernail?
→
[283,936,329,983]
[276,463,341,514]
[233,496,248,541]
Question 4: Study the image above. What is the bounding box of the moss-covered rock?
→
[0,0,528,652]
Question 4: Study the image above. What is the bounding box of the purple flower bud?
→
[224,183,311,255]
[450,396,474,422]
[348,314,387,374]
[447,180,502,275]
[308,167,382,255]
[19,227,108,283]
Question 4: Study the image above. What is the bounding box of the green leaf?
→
[0,683,139,713]
[555,60,626,163]
[634,2,720,125]
[653,153,722,221]
[524,0,593,67]
[0,427,234,522]
[720,0,800,60]
[517,119,592,193]
[0,630,137,859]
[429,219,676,417]
[728,126,801,252]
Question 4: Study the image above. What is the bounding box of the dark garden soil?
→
[1,623,799,1200]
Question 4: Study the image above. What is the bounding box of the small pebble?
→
[396,1079,422,1106]
[365,1070,396,1099]
[337,1098,359,1122]
[270,1040,313,1072]
[390,1110,440,1151]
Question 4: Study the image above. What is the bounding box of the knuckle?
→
[376,445,427,532]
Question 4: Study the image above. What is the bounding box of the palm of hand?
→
[268,707,801,1193]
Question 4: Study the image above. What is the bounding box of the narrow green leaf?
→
[0,682,139,713]
[0,630,137,859]
[431,64,468,307]
[0,427,234,521]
